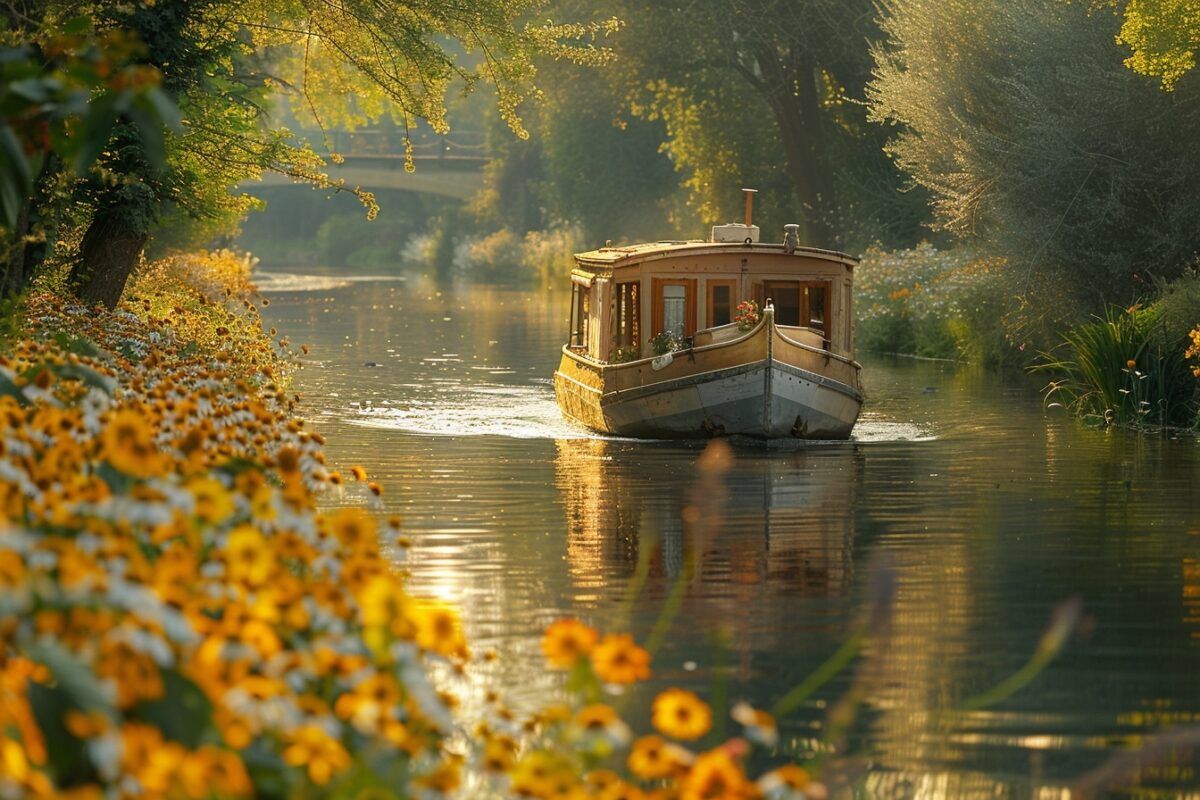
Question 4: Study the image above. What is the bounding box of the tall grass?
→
[1036,305,1197,428]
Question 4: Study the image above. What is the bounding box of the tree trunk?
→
[1,202,29,300]
[752,43,838,247]
[69,212,147,310]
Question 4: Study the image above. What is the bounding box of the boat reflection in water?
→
[553,437,861,675]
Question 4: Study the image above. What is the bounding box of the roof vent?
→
[711,187,760,243]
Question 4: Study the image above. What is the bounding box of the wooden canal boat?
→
[553,205,864,440]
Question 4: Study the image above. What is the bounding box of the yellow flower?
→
[224,525,276,588]
[239,619,282,659]
[187,476,235,524]
[324,506,377,550]
[590,633,651,684]
[334,673,401,732]
[652,688,712,741]
[599,780,648,800]
[415,754,463,793]
[679,749,755,800]
[101,407,163,478]
[357,576,415,638]
[0,550,24,589]
[541,618,598,669]
[482,734,517,772]
[628,735,692,780]
[413,600,468,659]
[574,703,631,745]
[281,725,351,786]
[510,750,576,799]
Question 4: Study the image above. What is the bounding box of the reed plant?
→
[1036,305,1197,428]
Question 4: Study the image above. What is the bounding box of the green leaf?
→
[52,331,105,359]
[0,46,37,66]
[126,103,166,171]
[7,77,53,104]
[0,124,32,228]
[28,681,96,785]
[59,16,94,36]
[133,670,214,748]
[53,363,117,395]
[70,93,120,174]
[26,640,117,721]
[216,457,264,476]
[0,372,30,406]
[144,87,182,131]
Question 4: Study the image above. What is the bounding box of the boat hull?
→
[554,319,863,440]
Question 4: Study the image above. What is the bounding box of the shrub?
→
[1037,305,1197,428]
[458,225,586,284]
[855,244,1015,363]
[1149,266,1200,346]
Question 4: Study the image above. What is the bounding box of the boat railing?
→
[561,315,859,372]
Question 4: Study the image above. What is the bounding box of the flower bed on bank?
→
[0,252,464,798]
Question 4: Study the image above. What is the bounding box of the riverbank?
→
[0,251,463,797]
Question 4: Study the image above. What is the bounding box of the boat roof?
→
[573,240,859,273]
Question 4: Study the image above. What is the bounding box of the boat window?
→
[651,278,697,341]
[807,284,827,331]
[707,280,736,327]
[761,280,833,335]
[663,285,686,336]
[570,283,590,350]
[615,281,640,348]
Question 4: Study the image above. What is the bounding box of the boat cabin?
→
[565,230,858,365]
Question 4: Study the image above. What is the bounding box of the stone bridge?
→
[245,129,489,200]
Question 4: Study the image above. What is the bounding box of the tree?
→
[616,0,927,249]
[0,19,177,299]
[868,0,1200,309]
[1115,0,1200,90]
[16,0,617,308]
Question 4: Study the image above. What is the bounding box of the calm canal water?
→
[259,270,1200,798]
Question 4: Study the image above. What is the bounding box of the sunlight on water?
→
[255,271,407,292]
[348,383,597,439]
[343,382,935,443]
[852,416,938,443]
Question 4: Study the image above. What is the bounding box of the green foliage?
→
[869,0,1200,312]
[1037,304,1197,427]
[473,0,930,254]
[614,0,930,249]
[855,244,1018,363]
[456,224,585,284]
[650,331,682,355]
[610,346,640,363]
[0,30,178,229]
[9,0,616,305]
[1148,266,1200,345]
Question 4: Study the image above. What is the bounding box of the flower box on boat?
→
[553,221,864,440]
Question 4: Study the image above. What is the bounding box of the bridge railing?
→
[292,127,489,162]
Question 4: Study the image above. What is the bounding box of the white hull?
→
[598,359,861,439]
